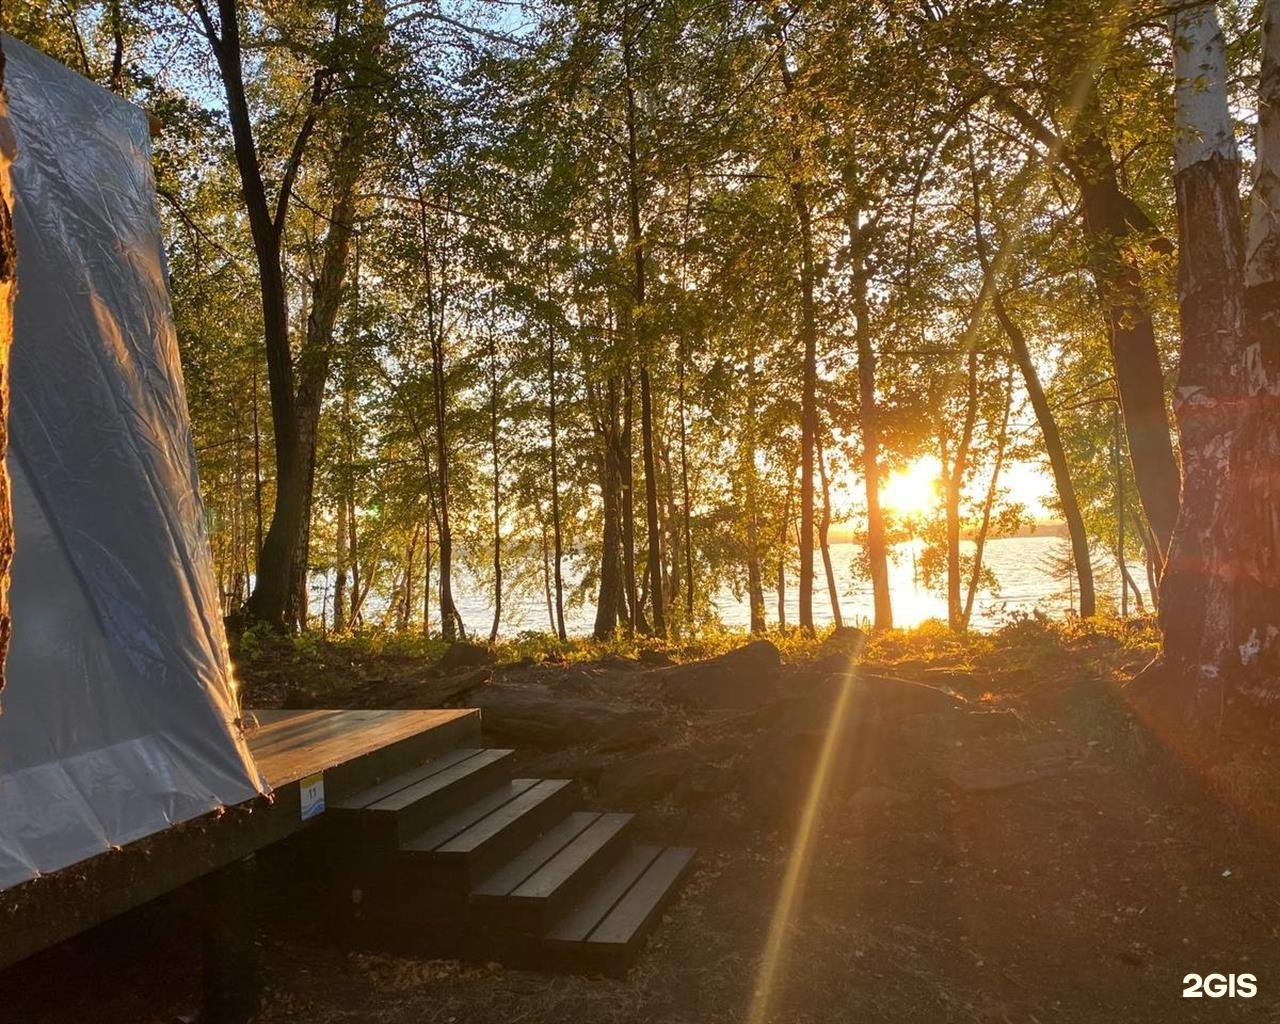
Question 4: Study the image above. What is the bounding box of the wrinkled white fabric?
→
[0,36,265,889]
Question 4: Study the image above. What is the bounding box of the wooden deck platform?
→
[248,708,477,787]
[0,707,481,971]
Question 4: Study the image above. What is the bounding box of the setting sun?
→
[881,457,941,519]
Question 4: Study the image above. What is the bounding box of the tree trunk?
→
[962,371,1013,628]
[677,334,694,622]
[620,368,639,632]
[541,521,555,632]
[422,515,432,635]
[744,354,766,634]
[488,328,502,645]
[944,350,979,629]
[774,36,818,634]
[1074,134,1181,571]
[594,377,626,639]
[282,157,362,630]
[1150,0,1280,713]
[816,437,843,628]
[417,196,463,642]
[620,11,664,639]
[853,277,892,631]
[0,40,14,694]
[989,289,1096,618]
[777,462,795,629]
[841,171,892,631]
[638,367,664,636]
[990,87,1180,570]
[199,0,328,628]
[547,270,567,642]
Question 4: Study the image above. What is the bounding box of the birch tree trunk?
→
[1150,1,1280,715]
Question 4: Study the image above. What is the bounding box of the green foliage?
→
[14,0,1237,638]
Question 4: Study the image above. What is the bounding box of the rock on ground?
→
[469,682,659,751]
[650,639,783,709]
[437,641,495,674]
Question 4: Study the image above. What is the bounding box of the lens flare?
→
[746,662,860,1024]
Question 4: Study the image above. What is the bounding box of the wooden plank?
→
[321,712,480,803]
[544,845,661,946]
[431,779,575,882]
[249,709,454,770]
[436,779,572,857]
[248,710,378,759]
[471,812,599,900]
[402,779,541,852]
[332,747,480,811]
[510,813,631,903]
[585,846,695,947]
[369,748,510,814]
[249,708,475,786]
[244,708,311,726]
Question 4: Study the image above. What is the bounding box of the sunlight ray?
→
[746,662,861,1024]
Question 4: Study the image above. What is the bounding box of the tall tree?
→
[0,37,14,693]
[194,0,349,627]
[1148,0,1280,715]
[773,18,818,633]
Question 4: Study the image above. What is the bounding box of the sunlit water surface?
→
[320,535,1153,637]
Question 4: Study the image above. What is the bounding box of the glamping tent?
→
[0,35,265,890]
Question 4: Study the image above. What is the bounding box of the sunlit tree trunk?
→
[816,437,843,629]
[853,275,891,631]
[773,23,817,633]
[422,516,431,635]
[962,371,1013,628]
[744,353,766,634]
[621,11,665,639]
[488,326,502,644]
[0,41,15,693]
[283,171,359,630]
[1074,129,1181,572]
[417,193,463,642]
[594,376,626,639]
[546,263,567,642]
[677,335,694,623]
[991,88,1180,570]
[942,350,978,629]
[620,367,639,632]
[842,171,892,630]
[199,0,319,627]
[777,462,795,629]
[1150,1,1280,714]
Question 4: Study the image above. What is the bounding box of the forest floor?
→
[8,616,1280,1023]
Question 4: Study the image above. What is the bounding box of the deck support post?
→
[201,854,261,1024]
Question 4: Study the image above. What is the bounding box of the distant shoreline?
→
[826,522,1068,545]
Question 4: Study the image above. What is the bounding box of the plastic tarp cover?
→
[0,36,266,890]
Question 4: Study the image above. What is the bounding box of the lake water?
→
[422,535,1152,637]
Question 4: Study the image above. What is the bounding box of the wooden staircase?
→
[323,745,695,975]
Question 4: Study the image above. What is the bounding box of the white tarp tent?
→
[0,36,266,889]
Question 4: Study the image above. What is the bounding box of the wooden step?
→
[405,779,577,886]
[402,778,541,853]
[472,812,633,933]
[545,846,695,974]
[471,811,599,900]
[333,748,515,844]
[544,845,663,945]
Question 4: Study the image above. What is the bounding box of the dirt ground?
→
[5,619,1280,1023]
